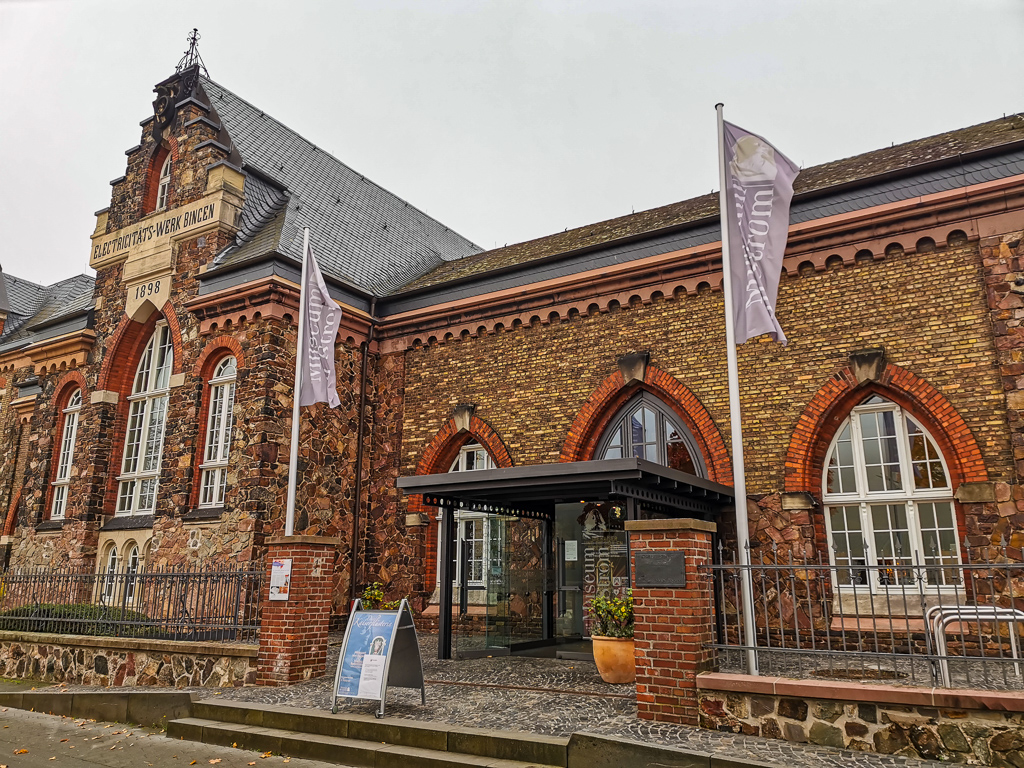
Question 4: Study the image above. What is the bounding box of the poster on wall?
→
[332,599,426,718]
[269,558,292,601]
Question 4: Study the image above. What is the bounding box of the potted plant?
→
[586,589,635,684]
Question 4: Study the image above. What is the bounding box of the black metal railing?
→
[706,538,1024,690]
[0,563,265,644]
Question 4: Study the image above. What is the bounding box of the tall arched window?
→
[823,395,959,590]
[124,544,141,603]
[596,392,705,476]
[50,388,82,520]
[117,323,173,516]
[101,545,119,602]
[199,356,237,508]
[156,154,171,210]
[445,442,496,589]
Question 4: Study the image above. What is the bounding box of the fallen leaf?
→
[249,763,256,766]
[209,761,222,765]
[60,739,68,743]
[191,761,197,766]
[13,751,27,755]
[49,758,56,762]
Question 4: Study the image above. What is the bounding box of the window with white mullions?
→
[156,154,171,210]
[199,356,237,507]
[116,323,173,516]
[596,391,705,476]
[50,388,82,520]
[437,443,496,593]
[101,545,119,602]
[823,396,960,591]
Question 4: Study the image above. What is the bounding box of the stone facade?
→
[697,677,1024,765]
[0,631,256,688]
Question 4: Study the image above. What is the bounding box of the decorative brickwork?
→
[256,536,338,686]
[628,518,717,725]
[559,365,732,484]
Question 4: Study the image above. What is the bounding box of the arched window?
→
[117,323,173,516]
[101,545,119,602]
[445,442,495,588]
[124,544,141,603]
[156,154,171,210]
[823,395,959,590]
[596,392,705,476]
[199,356,237,508]
[50,388,82,520]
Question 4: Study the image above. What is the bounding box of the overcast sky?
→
[1,0,1022,286]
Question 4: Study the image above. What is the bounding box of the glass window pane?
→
[603,445,623,460]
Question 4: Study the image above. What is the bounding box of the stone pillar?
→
[626,518,717,725]
[256,535,340,686]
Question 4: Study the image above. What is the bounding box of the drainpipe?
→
[349,298,377,607]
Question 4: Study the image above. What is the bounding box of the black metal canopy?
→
[396,458,734,519]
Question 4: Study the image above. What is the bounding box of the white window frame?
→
[595,392,706,476]
[437,443,496,590]
[199,356,237,508]
[155,154,171,211]
[50,388,82,520]
[116,323,173,516]
[124,544,141,604]
[101,545,119,602]
[823,397,960,593]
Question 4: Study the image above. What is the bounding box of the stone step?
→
[190,699,568,766]
[167,716,561,768]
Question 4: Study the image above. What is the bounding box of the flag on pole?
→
[721,121,799,345]
[297,244,342,408]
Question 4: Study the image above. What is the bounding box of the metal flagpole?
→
[716,103,760,676]
[284,227,311,537]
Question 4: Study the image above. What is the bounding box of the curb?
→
[0,690,195,727]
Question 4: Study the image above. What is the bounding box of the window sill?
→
[102,515,156,531]
[184,507,225,522]
[35,520,65,532]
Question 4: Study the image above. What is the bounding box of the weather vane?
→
[176,28,209,77]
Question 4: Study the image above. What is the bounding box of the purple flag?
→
[298,245,342,408]
[722,121,799,345]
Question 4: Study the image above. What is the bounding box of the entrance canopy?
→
[397,457,734,520]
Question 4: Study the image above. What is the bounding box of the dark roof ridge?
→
[199,75,478,252]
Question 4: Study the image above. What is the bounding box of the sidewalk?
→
[57,633,945,768]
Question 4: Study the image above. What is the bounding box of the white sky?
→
[1,0,1022,286]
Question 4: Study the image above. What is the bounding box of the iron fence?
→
[0,562,265,644]
[705,538,1024,690]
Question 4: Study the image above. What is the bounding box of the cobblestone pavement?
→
[56,633,948,768]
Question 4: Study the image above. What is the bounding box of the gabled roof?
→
[398,113,1024,293]
[200,77,482,296]
[0,273,95,349]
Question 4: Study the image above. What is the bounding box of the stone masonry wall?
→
[698,685,1024,766]
[0,632,256,688]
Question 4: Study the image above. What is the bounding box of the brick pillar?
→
[627,518,717,725]
[256,535,340,686]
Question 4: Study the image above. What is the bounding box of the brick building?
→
[2,61,1023,658]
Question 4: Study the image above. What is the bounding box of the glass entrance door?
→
[454,512,512,658]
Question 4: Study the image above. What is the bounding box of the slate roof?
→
[200,77,482,296]
[0,272,95,349]
[399,113,1024,293]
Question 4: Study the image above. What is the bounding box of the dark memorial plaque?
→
[634,551,686,588]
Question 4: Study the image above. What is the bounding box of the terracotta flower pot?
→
[591,635,636,684]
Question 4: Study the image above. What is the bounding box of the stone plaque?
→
[634,551,686,588]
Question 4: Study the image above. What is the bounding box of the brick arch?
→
[193,335,245,379]
[141,136,180,214]
[51,369,88,408]
[413,414,513,593]
[784,363,987,496]
[416,414,514,476]
[559,365,732,484]
[97,301,184,392]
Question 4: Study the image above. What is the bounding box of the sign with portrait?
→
[332,599,426,718]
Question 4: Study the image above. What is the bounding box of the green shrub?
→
[586,589,634,638]
[359,582,405,611]
[0,603,155,638]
